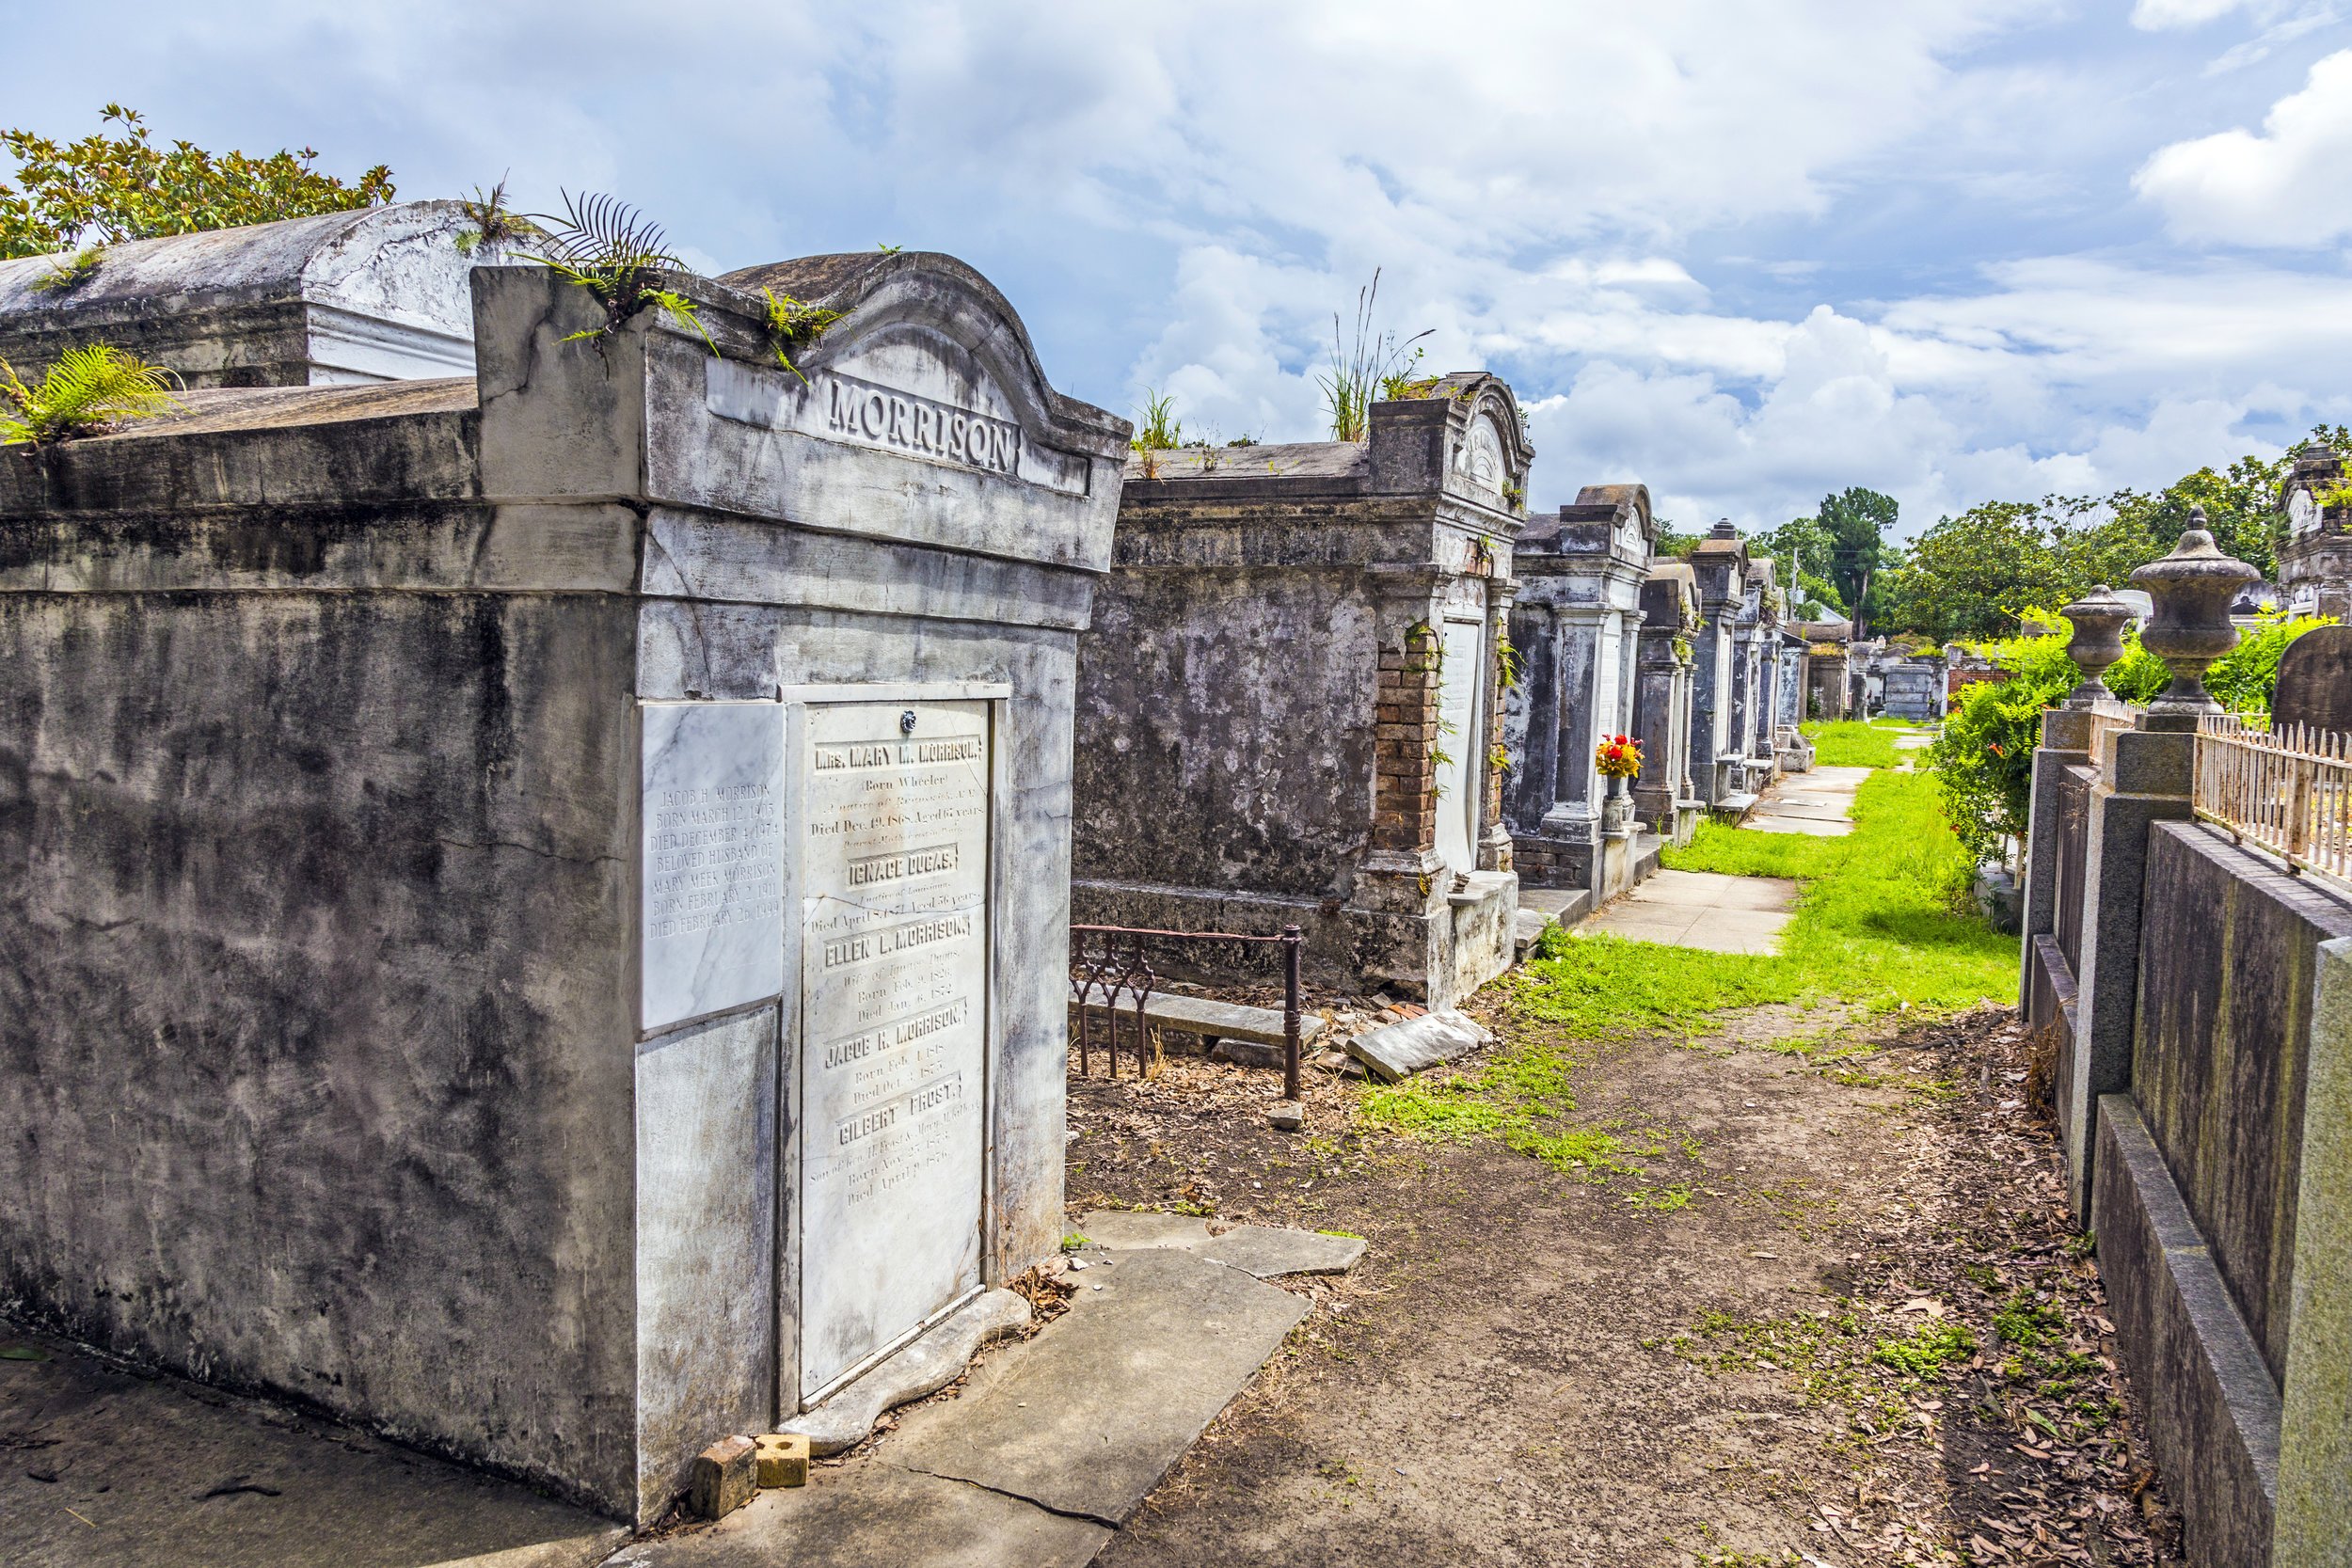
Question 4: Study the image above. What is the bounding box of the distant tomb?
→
[1070,375,1530,1008]
[2272,625,2352,740]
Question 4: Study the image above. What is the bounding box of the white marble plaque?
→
[1435,619,1486,875]
[640,702,786,1034]
[798,699,991,1397]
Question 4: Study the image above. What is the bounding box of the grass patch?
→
[1359,768,2009,1180]
[1663,1303,1974,1442]
[1511,768,2010,1040]
[1803,717,1910,769]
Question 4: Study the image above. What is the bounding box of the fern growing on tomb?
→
[523,191,714,354]
[1,343,178,448]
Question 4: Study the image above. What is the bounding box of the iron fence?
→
[2194,716,2352,885]
[1068,924,1304,1100]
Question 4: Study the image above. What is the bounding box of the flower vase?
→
[1601,768,1635,833]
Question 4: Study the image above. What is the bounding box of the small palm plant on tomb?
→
[760,288,839,384]
[0,343,178,449]
[522,191,714,354]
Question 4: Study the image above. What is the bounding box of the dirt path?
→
[1067,1003,2185,1567]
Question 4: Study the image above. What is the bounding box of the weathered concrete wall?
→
[2131,822,2352,1381]
[0,588,644,1511]
[1073,568,1380,898]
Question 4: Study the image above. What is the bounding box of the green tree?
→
[1,104,393,260]
[1875,500,2074,643]
[1652,519,1702,559]
[1818,486,1899,633]
[1749,515,1846,617]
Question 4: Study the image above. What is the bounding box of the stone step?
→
[1077,992,1323,1050]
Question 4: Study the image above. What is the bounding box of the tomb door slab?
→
[795,697,993,1402]
[1435,617,1486,875]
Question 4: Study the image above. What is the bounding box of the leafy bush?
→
[2106,610,2333,714]
[3,103,391,260]
[1929,613,2076,870]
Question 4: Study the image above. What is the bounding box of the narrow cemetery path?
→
[1069,736,2190,1567]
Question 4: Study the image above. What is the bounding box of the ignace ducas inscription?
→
[798,700,992,1396]
[640,702,786,1032]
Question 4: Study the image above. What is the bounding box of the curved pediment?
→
[713,253,1127,483]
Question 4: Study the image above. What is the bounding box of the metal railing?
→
[1069,924,1305,1099]
[2194,716,2352,884]
[2083,705,2136,771]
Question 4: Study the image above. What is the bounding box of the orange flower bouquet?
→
[1595,734,1643,779]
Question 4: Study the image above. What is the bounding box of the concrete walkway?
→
[1577,868,1800,954]
[1570,759,1876,954]
[0,1327,622,1568]
[6,1218,1354,1568]
[1742,763,1871,837]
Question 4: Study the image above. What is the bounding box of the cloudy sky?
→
[13,0,2351,534]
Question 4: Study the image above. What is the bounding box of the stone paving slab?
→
[0,1323,622,1568]
[1578,870,1799,955]
[781,1289,1032,1456]
[883,1247,1306,1526]
[1745,763,1870,838]
[1345,1009,1492,1081]
[1080,992,1326,1050]
[605,1463,1109,1568]
[1074,1211,1367,1278]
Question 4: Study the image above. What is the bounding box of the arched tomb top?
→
[717,251,1129,466]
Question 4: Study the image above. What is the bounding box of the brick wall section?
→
[1373,629,1441,854]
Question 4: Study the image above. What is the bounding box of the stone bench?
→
[1075,992,1325,1062]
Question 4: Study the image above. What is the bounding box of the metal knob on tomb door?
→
[2058,584,2134,707]
[2127,511,2259,721]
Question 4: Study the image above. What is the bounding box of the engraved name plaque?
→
[798,699,992,1396]
[640,702,787,1033]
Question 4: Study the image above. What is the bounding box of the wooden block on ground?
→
[755,1432,811,1488]
[690,1434,758,1519]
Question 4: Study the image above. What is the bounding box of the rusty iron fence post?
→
[1280,925,1303,1101]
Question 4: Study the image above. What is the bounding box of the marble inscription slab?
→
[1435,618,1485,875]
[798,699,991,1397]
[640,702,787,1034]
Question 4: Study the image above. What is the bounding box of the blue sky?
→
[11,0,2350,536]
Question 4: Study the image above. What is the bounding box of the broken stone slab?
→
[1513,907,1554,957]
[780,1289,1031,1457]
[883,1247,1307,1526]
[1081,992,1325,1050]
[1074,1210,1366,1279]
[1344,1008,1492,1083]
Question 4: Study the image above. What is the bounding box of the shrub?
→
[2105,610,2334,713]
[1,343,178,447]
[1929,612,2075,871]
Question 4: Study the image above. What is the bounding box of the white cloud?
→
[2135,49,2352,243]
[8,0,2349,546]
[2132,0,2260,28]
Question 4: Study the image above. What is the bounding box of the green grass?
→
[1802,718,1911,769]
[1359,767,2011,1173]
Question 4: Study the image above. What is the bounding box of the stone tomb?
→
[1071,374,1530,1008]
[1684,522,1753,809]
[1629,562,1704,847]
[1504,483,1661,899]
[0,221,1128,1523]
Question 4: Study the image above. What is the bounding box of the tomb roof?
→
[0,201,488,388]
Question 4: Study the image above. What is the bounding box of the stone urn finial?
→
[2127,510,2259,724]
[2058,584,2134,707]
